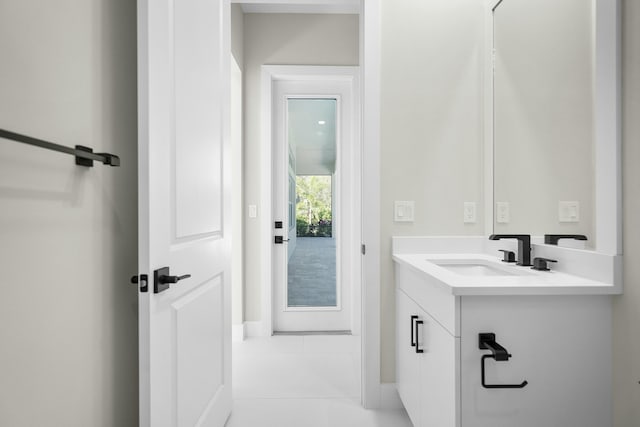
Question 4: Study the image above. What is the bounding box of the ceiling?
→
[288,98,337,175]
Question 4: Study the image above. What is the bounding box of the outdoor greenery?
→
[295,175,332,237]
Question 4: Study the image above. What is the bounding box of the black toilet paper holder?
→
[479,333,528,389]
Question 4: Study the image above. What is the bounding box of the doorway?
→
[230,1,383,413]
[266,67,361,334]
[228,65,365,422]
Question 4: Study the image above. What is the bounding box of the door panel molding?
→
[137,0,232,425]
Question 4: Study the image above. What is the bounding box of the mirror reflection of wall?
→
[493,0,594,248]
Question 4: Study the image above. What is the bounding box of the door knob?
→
[153,267,191,294]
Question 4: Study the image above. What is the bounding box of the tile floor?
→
[226,335,412,427]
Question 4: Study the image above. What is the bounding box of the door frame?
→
[251,0,382,409]
[270,72,358,332]
[261,66,360,335]
[360,0,382,409]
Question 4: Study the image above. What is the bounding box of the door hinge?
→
[361,244,366,255]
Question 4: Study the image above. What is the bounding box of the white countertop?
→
[393,253,618,296]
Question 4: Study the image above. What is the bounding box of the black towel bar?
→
[0,128,120,167]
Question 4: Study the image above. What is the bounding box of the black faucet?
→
[544,234,587,245]
[489,234,532,266]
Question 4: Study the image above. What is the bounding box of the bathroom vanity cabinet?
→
[395,261,613,427]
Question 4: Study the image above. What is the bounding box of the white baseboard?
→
[232,323,245,342]
[380,383,404,410]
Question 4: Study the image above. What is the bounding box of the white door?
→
[271,68,360,332]
[137,1,232,426]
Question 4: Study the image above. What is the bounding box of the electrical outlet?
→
[559,201,579,222]
[496,202,510,224]
[463,202,477,223]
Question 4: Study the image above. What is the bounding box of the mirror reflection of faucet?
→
[489,234,532,266]
[544,234,588,245]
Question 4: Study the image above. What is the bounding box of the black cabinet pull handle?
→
[410,315,418,347]
[415,320,424,354]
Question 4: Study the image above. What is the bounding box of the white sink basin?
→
[433,259,522,277]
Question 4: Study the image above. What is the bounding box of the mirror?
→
[487,0,621,254]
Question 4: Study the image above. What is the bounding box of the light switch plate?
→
[394,201,415,222]
[248,204,257,218]
[463,202,477,223]
[559,201,579,222]
[496,202,510,223]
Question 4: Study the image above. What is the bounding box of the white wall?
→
[242,13,359,321]
[0,1,138,426]
[613,0,640,424]
[380,0,485,382]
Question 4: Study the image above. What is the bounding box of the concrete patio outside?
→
[287,237,337,307]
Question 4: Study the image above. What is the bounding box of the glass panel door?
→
[286,98,338,309]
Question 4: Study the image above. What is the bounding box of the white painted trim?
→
[278,93,346,321]
[482,1,496,236]
[232,0,359,14]
[260,68,274,338]
[232,323,246,342]
[594,0,622,256]
[380,383,404,410]
[361,0,381,410]
[484,0,622,258]
[244,321,265,337]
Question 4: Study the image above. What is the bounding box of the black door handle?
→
[153,267,191,293]
[274,236,290,244]
[159,274,191,284]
